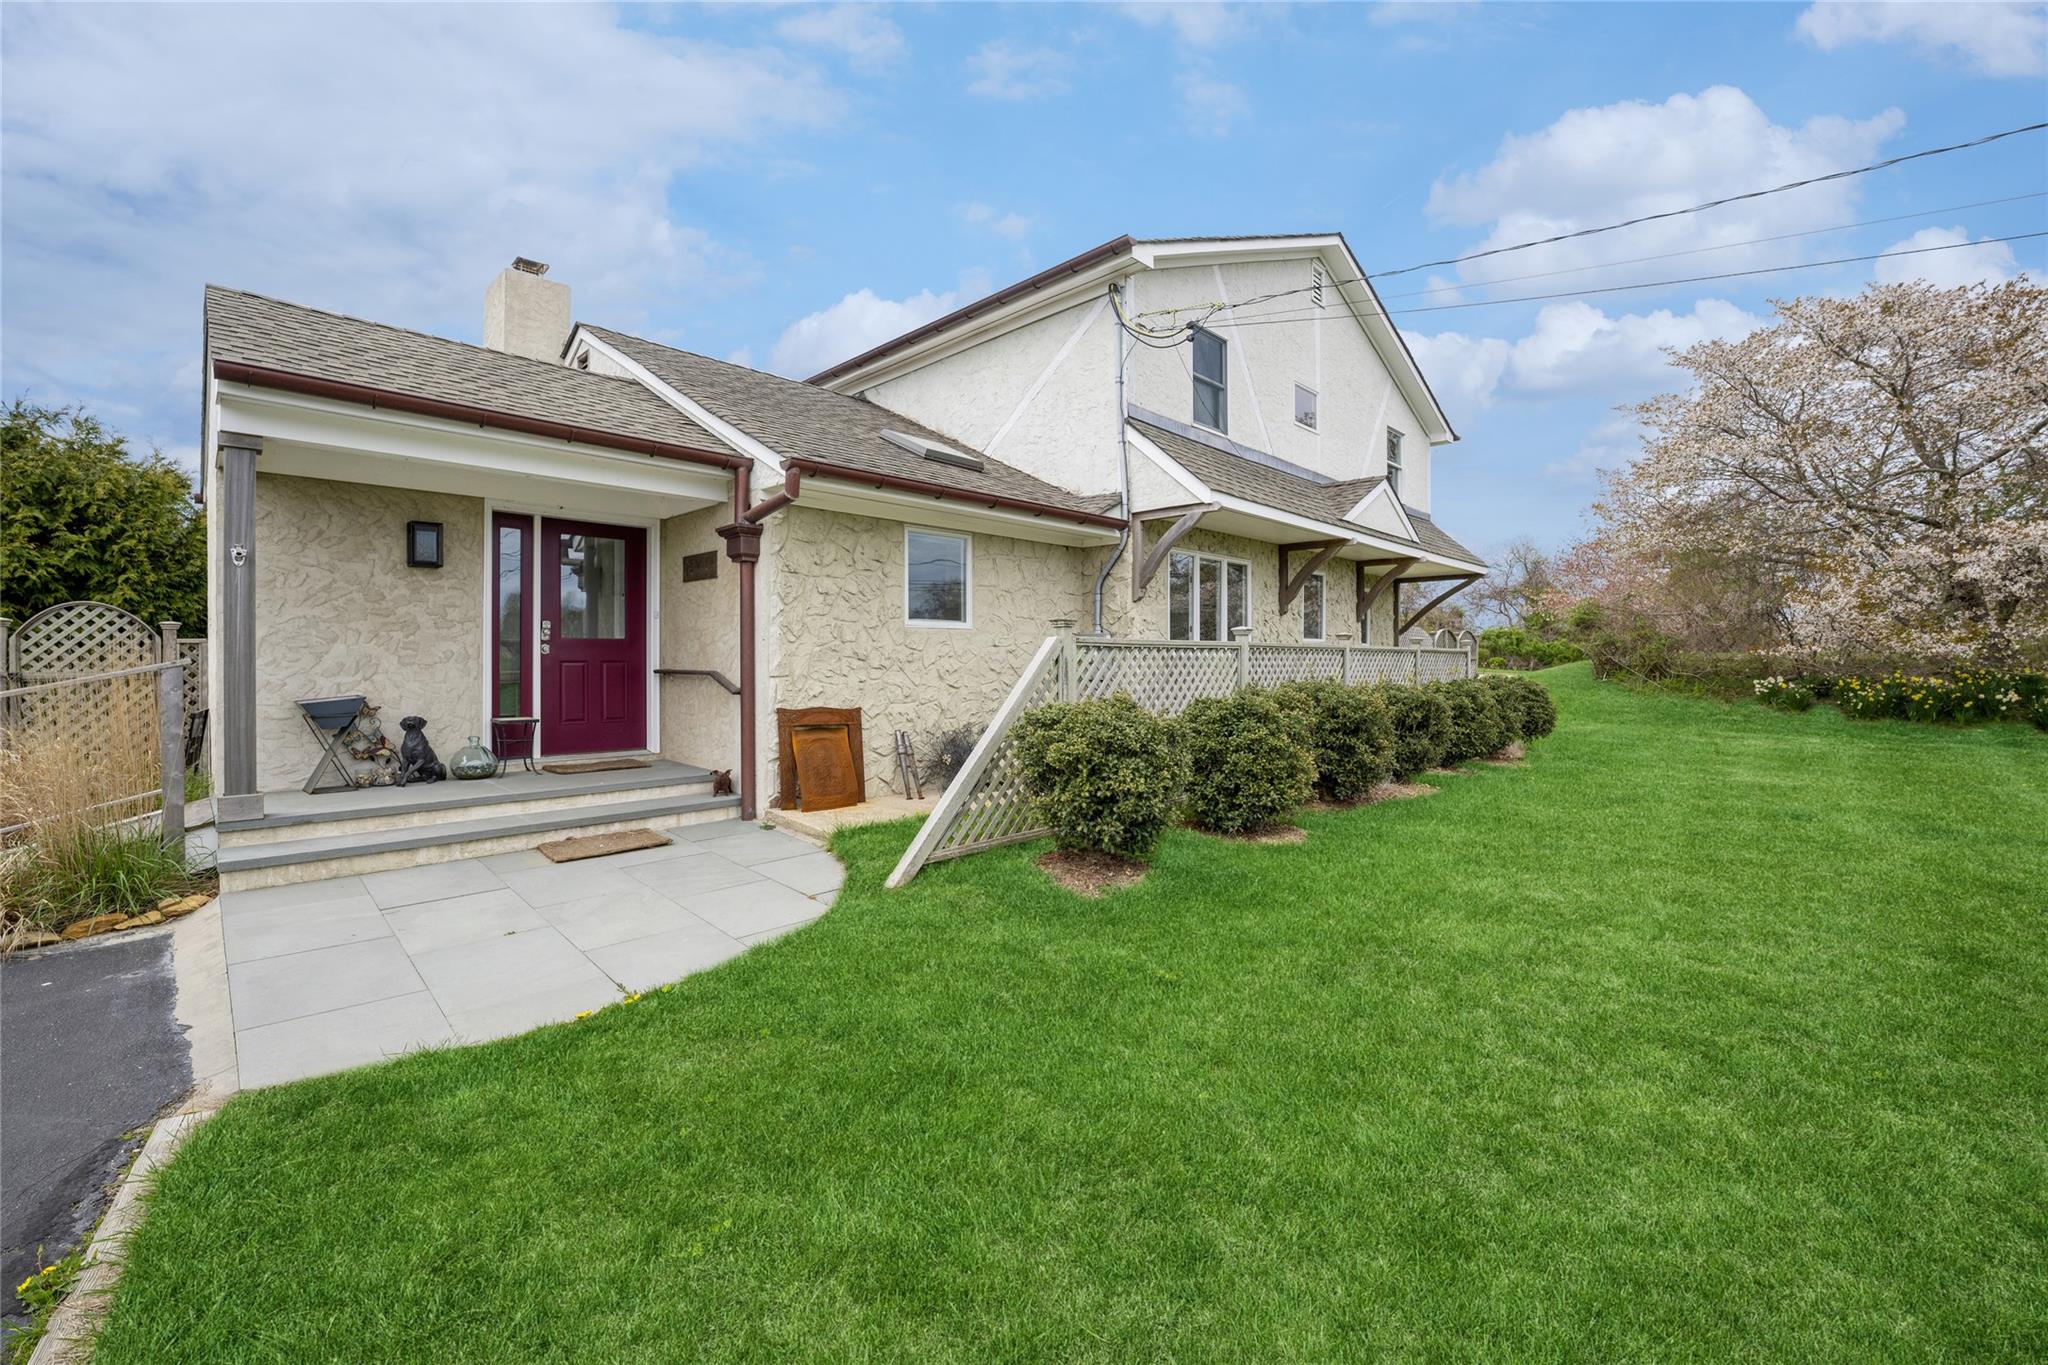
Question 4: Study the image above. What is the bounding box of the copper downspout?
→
[718,466,803,821]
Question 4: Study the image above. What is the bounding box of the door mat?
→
[540,758,654,775]
[536,828,671,863]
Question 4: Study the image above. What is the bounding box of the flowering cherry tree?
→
[1589,279,2047,663]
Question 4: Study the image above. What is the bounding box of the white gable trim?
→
[1341,481,1419,543]
[1124,424,1212,508]
[570,327,785,477]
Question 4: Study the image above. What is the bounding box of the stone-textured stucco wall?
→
[766,505,1095,800]
[658,504,740,775]
[252,473,484,792]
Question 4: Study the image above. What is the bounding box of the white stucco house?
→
[201,234,1485,887]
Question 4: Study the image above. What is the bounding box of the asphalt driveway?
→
[1,929,191,1328]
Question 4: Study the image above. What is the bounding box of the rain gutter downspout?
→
[1092,282,1134,636]
[718,464,804,821]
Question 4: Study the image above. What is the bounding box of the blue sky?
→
[3,2,2043,555]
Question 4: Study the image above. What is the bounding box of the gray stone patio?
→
[223,822,838,1087]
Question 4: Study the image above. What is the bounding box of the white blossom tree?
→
[1600,278,2047,663]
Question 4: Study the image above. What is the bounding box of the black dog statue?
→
[395,715,447,786]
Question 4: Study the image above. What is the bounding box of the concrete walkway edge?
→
[27,1108,214,1365]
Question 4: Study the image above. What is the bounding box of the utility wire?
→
[1382,190,2048,300]
[1136,122,2048,322]
[1180,230,2047,326]
[1375,119,2047,280]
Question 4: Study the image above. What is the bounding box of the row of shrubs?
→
[1476,626,1586,671]
[1011,675,1557,861]
[1757,669,2047,728]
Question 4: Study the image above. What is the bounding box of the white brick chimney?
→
[484,257,570,362]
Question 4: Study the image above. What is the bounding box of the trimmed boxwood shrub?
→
[1177,688,1316,834]
[1501,675,1558,740]
[1012,695,1184,860]
[1480,675,1528,746]
[1379,683,1451,780]
[1438,679,1510,762]
[1273,678,1395,801]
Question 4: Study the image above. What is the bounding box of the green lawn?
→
[97,667,2046,1362]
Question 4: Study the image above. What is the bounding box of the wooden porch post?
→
[217,431,263,822]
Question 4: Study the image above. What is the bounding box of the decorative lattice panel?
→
[1247,645,1347,687]
[1417,649,1472,683]
[1350,650,1417,685]
[1076,643,1240,715]
[923,648,1063,864]
[0,668,165,832]
[177,639,208,715]
[13,601,162,680]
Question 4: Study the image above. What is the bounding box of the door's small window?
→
[558,534,628,639]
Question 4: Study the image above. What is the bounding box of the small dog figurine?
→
[710,769,735,796]
[395,715,447,786]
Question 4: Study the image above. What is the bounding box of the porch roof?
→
[205,286,741,462]
[1127,414,1487,572]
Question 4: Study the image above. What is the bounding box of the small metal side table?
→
[490,716,540,775]
[295,694,368,795]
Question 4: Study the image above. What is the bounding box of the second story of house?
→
[806,234,1456,515]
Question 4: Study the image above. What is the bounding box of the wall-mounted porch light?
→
[407,521,443,568]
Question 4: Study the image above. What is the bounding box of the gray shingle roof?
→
[206,286,738,458]
[1129,416,1485,568]
[585,326,1115,519]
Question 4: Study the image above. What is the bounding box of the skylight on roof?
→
[881,429,984,472]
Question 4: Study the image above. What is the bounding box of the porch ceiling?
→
[220,383,730,520]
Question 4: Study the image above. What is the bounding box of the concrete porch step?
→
[216,792,742,892]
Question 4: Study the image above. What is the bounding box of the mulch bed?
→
[1474,743,1528,767]
[1036,849,1148,897]
[1309,782,1438,811]
[1192,824,1308,845]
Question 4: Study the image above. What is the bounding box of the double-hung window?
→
[1302,572,1326,641]
[1168,551,1249,641]
[905,527,970,626]
[1386,428,1404,496]
[1192,327,1227,432]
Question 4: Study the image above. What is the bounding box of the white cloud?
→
[960,202,1034,241]
[1410,297,1765,414]
[965,41,1070,99]
[1544,414,1643,484]
[769,285,962,378]
[1796,2,2046,78]
[1177,68,1250,137]
[776,6,906,72]
[1117,3,1255,46]
[1404,331,1509,414]
[0,4,839,457]
[1427,87,1904,288]
[1873,226,2030,287]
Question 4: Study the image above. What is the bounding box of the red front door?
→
[539,518,647,755]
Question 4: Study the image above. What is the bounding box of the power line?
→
[1374,120,2047,280]
[1186,230,2047,326]
[1137,121,2048,323]
[1382,191,2048,300]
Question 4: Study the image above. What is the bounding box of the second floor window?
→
[1386,428,1404,496]
[1192,328,1227,432]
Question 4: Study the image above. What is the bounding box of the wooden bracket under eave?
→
[1278,539,1347,612]
[1129,503,1218,601]
[1397,574,1481,637]
[1355,555,1418,633]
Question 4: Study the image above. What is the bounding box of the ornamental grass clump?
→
[1177,688,1316,835]
[1379,683,1451,780]
[1011,695,1184,861]
[1437,679,1510,763]
[1273,678,1395,802]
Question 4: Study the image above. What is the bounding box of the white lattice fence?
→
[3,602,204,769]
[887,634,1476,887]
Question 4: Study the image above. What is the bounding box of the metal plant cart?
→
[295,694,368,794]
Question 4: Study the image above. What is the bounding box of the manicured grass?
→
[96,667,2046,1362]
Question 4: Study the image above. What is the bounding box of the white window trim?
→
[904,525,972,629]
[1168,549,1252,642]
[1293,383,1319,433]
[1302,570,1327,641]
[1386,427,1405,495]
[1191,327,1228,434]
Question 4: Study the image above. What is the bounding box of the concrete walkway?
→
[223,822,839,1088]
